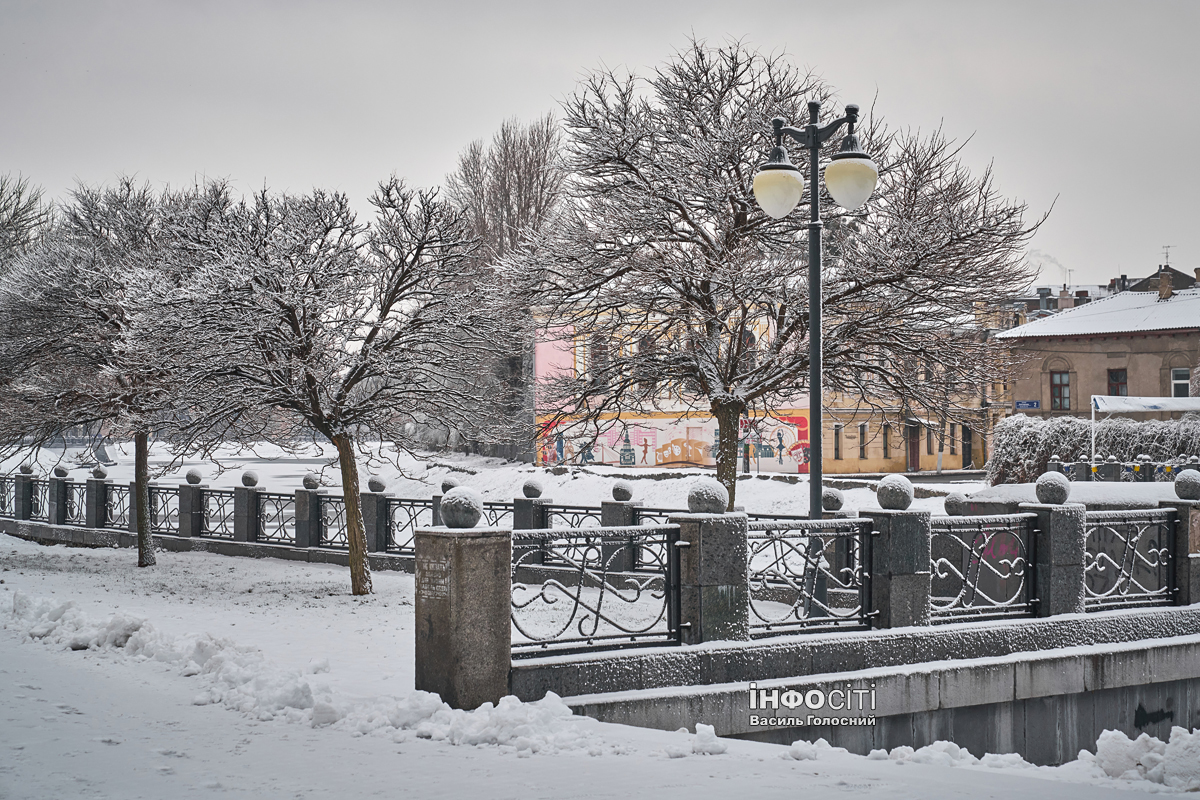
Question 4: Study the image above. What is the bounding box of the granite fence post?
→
[233,486,260,543]
[14,472,34,521]
[1159,499,1200,606]
[414,525,512,710]
[431,494,443,527]
[1097,458,1120,482]
[85,478,107,529]
[859,509,932,628]
[294,488,322,548]
[48,475,68,525]
[1019,502,1087,616]
[178,484,204,538]
[361,491,390,552]
[601,500,641,571]
[512,496,552,565]
[670,511,749,644]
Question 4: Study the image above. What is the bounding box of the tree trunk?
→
[331,431,373,596]
[713,401,745,511]
[134,430,155,567]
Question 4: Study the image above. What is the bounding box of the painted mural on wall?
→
[535,411,811,473]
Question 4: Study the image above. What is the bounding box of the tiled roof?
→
[994,289,1200,339]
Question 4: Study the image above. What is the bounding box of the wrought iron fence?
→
[930,513,1037,622]
[386,498,434,554]
[747,518,873,635]
[1084,509,1175,610]
[481,501,514,528]
[29,479,50,522]
[0,476,15,518]
[65,482,87,526]
[256,491,295,545]
[148,486,179,535]
[632,507,683,526]
[105,483,131,529]
[511,524,680,656]
[320,496,348,549]
[200,488,237,539]
[542,503,602,529]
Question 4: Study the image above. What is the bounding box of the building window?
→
[926,426,933,455]
[1107,369,1128,397]
[859,423,868,459]
[882,424,891,456]
[949,423,957,455]
[1172,368,1191,398]
[1050,371,1070,410]
[834,425,843,460]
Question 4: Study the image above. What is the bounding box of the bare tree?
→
[0,173,52,265]
[509,40,1040,508]
[150,179,518,595]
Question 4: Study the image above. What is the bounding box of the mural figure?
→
[640,438,651,464]
[555,432,564,464]
[776,431,785,464]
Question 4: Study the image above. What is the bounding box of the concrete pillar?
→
[294,488,322,548]
[178,484,204,538]
[1160,500,1200,606]
[1020,502,1086,616]
[414,526,512,710]
[860,509,932,628]
[47,476,68,525]
[14,473,34,521]
[512,497,552,565]
[126,482,139,533]
[361,491,390,552]
[233,486,260,543]
[85,479,107,529]
[671,512,749,644]
[1072,461,1093,482]
[601,500,642,571]
[1097,459,1120,482]
[431,494,443,527]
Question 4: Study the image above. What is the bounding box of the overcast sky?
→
[2,0,1196,286]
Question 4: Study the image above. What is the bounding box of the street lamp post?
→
[753,101,878,520]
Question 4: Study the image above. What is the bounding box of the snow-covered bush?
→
[989,413,1200,484]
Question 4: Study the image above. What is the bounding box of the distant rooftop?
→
[994,289,1200,339]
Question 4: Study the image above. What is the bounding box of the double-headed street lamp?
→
[753,101,878,520]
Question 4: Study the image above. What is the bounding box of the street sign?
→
[1015,400,1040,410]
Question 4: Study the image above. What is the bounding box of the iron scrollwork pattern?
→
[481,501,514,528]
[747,518,873,635]
[29,479,50,522]
[105,484,131,529]
[0,476,13,517]
[930,513,1037,622]
[147,486,179,534]
[256,492,296,544]
[200,489,237,539]
[511,524,680,656]
[386,498,434,554]
[319,496,348,549]
[65,482,87,526]
[1084,509,1174,610]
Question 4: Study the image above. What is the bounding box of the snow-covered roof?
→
[995,288,1200,339]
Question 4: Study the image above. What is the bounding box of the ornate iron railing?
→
[29,479,50,522]
[386,498,434,554]
[1084,509,1175,610]
[747,518,873,635]
[542,504,602,529]
[320,496,348,549]
[930,513,1037,622]
[200,488,237,539]
[0,476,13,517]
[632,506,684,526]
[481,501,514,528]
[64,482,87,526]
[105,483,131,529]
[256,491,295,545]
[511,524,681,656]
[148,485,179,535]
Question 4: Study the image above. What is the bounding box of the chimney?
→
[1037,286,1051,310]
[1194,267,1200,287]
[1159,266,1173,301]
[1058,284,1074,310]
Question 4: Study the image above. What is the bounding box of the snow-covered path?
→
[0,534,1188,798]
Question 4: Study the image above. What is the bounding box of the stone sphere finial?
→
[91,466,108,479]
[302,473,321,490]
[185,468,203,485]
[943,492,967,516]
[612,480,633,502]
[1176,469,1200,501]
[687,478,728,514]
[52,466,69,478]
[821,487,844,512]
[241,470,259,487]
[877,474,914,510]
[441,486,484,528]
[1035,471,1071,504]
[367,476,386,493]
[521,478,543,499]
[18,463,33,475]
[440,476,461,495]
